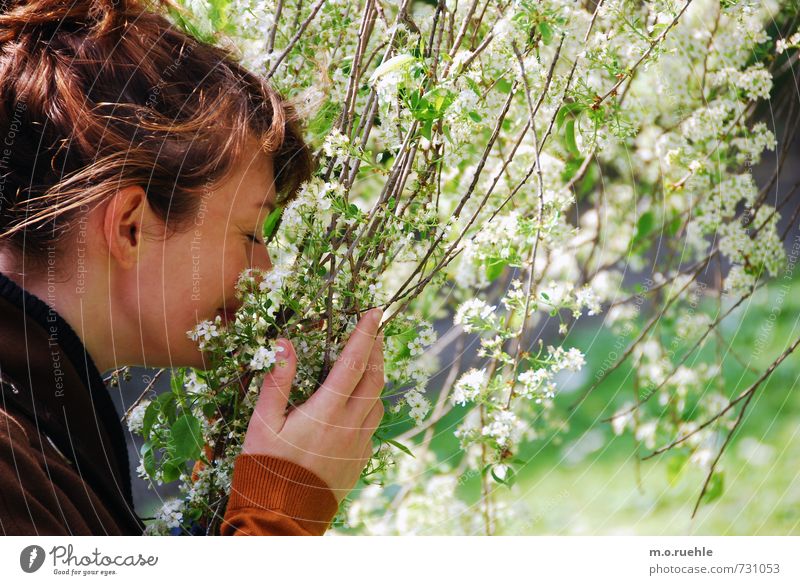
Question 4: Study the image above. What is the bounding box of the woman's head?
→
[0,0,313,370]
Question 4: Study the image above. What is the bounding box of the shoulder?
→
[0,399,74,476]
[0,372,29,440]
[0,405,39,466]
[0,405,72,535]
[0,387,32,444]
[0,371,73,467]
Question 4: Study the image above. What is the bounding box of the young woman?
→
[0,0,385,535]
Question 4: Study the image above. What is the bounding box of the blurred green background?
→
[416,276,800,535]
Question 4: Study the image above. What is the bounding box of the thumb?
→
[251,338,296,431]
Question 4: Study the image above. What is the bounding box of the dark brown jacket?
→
[0,270,338,535]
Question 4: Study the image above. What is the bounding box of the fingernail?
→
[372,308,383,322]
[275,338,290,354]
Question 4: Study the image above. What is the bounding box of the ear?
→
[102,185,149,270]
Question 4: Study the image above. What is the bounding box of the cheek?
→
[149,230,215,328]
[220,247,250,299]
[151,227,248,338]
[192,232,246,310]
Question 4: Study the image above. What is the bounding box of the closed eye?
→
[245,233,264,246]
[244,208,282,248]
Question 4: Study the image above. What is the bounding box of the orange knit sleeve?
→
[219,454,339,536]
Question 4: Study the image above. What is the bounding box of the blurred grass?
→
[428,276,800,534]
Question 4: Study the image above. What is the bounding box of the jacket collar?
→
[0,269,143,533]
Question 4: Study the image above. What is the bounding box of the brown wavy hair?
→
[0,0,312,268]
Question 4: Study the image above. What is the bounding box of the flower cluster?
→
[139,0,798,535]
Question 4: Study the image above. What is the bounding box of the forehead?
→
[224,139,276,209]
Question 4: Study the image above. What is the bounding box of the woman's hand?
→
[241,308,385,503]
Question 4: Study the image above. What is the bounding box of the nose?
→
[249,241,273,272]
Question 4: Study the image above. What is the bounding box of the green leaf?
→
[464,76,482,95]
[649,23,668,40]
[407,88,423,111]
[285,296,302,314]
[307,98,339,138]
[505,468,517,487]
[369,53,415,84]
[578,160,599,199]
[140,443,156,478]
[262,206,283,242]
[538,21,553,45]
[409,87,456,123]
[490,464,515,486]
[187,507,203,521]
[442,124,454,144]
[666,453,688,486]
[201,403,217,419]
[165,5,216,43]
[490,467,507,485]
[142,402,159,438]
[485,257,507,281]
[394,324,419,359]
[633,211,655,245]
[384,438,415,458]
[561,157,584,183]
[702,471,724,503]
[169,414,203,461]
[423,87,455,116]
[421,119,433,141]
[143,391,177,436]
[667,215,683,236]
[170,369,185,394]
[468,111,482,123]
[564,118,580,156]
[208,0,230,30]
[161,459,184,484]
[556,103,584,129]
[495,78,513,93]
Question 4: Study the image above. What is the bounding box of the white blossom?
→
[451,368,486,406]
[454,299,497,333]
[126,399,150,434]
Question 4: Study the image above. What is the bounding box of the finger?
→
[248,338,295,434]
[349,332,385,414]
[361,398,385,435]
[360,434,375,465]
[312,308,382,405]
